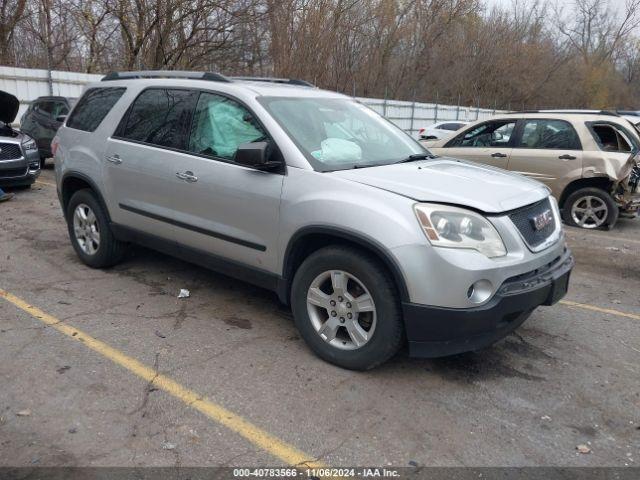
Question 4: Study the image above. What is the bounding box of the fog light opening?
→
[467,280,493,304]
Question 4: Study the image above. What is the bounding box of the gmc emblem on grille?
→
[531,209,553,231]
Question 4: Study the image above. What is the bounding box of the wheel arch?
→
[558,176,614,209]
[61,172,111,222]
[279,226,410,305]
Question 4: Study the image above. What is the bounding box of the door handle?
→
[491,152,508,158]
[105,154,122,164]
[558,154,577,160]
[176,171,198,183]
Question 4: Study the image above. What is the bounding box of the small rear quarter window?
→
[67,88,126,132]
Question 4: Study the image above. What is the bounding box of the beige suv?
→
[428,111,640,229]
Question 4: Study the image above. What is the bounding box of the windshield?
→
[258,96,427,171]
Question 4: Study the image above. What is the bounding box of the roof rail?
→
[101,71,231,83]
[513,109,620,116]
[617,110,640,116]
[231,76,315,87]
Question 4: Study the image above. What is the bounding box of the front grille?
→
[0,167,27,178]
[509,198,556,249]
[0,143,22,160]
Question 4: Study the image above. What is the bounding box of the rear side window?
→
[517,119,581,150]
[117,88,198,150]
[439,123,464,131]
[590,123,638,153]
[67,88,125,132]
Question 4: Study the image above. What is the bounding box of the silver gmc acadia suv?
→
[54,71,574,370]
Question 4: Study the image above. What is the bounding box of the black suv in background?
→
[21,96,76,167]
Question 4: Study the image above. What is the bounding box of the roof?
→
[33,96,74,101]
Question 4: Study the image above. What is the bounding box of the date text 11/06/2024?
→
[232,468,400,477]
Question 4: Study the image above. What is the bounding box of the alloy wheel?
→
[72,203,101,255]
[306,270,377,350]
[570,195,608,229]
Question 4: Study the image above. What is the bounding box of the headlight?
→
[414,203,507,258]
[21,137,37,151]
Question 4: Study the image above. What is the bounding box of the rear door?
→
[508,118,583,197]
[431,119,517,169]
[103,88,199,242]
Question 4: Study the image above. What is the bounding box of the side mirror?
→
[234,141,281,171]
[56,114,67,123]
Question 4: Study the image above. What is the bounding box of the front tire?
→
[66,189,126,268]
[291,246,404,370]
[562,187,618,230]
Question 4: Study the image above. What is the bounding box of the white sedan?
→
[418,121,469,141]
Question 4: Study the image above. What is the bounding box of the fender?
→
[279,225,410,304]
[60,171,112,222]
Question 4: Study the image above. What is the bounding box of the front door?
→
[172,91,284,272]
[431,119,517,169]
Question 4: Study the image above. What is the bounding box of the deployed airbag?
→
[311,138,362,163]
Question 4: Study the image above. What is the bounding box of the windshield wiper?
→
[395,153,437,164]
[352,163,381,169]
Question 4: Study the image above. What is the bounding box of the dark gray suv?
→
[21,96,76,167]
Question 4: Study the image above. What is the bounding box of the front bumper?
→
[0,154,40,187]
[403,248,574,358]
[0,167,40,186]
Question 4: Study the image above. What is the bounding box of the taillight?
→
[51,137,59,157]
[418,128,425,135]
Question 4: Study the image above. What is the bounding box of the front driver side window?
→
[450,120,515,148]
[188,93,266,160]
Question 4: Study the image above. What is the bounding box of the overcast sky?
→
[485,0,629,12]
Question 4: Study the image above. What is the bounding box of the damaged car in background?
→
[428,111,640,229]
[0,90,41,188]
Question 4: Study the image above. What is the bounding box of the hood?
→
[330,158,549,213]
[0,90,19,124]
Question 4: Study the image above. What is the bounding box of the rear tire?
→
[66,189,126,268]
[291,246,404,370]
[562,187,618,230]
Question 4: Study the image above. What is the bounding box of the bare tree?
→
[4,0,640,109]
[0,0,27,64]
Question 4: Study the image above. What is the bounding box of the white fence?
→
[0,66,102,124]
[0,66,502,133]
[357,97,501,136]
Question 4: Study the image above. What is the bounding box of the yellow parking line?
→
[560,300,640,321]
[0,288,323,467]
[35,180,56,187]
